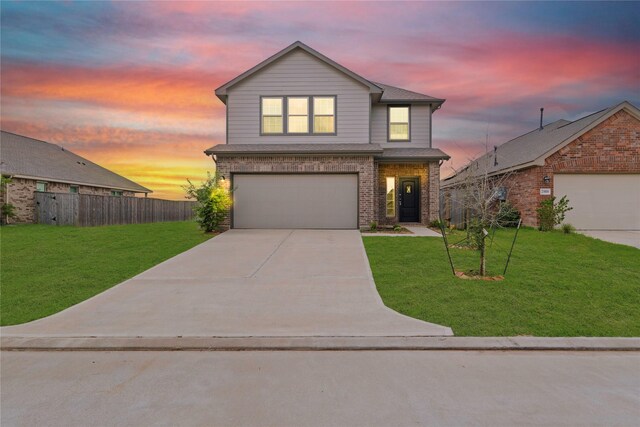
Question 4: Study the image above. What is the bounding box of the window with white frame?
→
[111,190,123,197]
[69,186,79,194]
[261,97,284,134]
[386,177,395,217]
[388,106,410,141]
[36,182,47,192]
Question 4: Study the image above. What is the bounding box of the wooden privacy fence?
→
[35,192,197,226]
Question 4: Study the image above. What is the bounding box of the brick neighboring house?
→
[0,131,151,223]
[205,41,450,230]
[441,101,640,230]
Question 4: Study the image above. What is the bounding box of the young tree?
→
[446,154,517,276]
[184,172,232,232]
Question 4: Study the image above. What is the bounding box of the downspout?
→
[368,94,372,144]
[429,104,433,148]
[3,175,13,224]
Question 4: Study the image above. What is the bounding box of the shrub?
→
[561,223,575,234]
[1,203,16,223]
[369,221,378,231]
[429,219,442,228]
[537,196,572,231]
[184,172,232,233]
[496,201,520,227]
[393,224,403,232]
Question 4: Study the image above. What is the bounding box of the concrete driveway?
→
[580,230,640,249]
[1,229,452,337]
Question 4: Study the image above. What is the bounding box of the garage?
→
[232,174,358,229]
[554,174,640,230]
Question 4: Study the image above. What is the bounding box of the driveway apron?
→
[2,229,452,337]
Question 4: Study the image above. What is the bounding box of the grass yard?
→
[1,222,213,326]
[363,229,640,336]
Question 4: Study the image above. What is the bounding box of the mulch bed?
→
[455,270,504,281]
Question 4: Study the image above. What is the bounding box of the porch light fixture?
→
[543,175,551,184]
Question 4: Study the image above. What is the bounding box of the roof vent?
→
[539,107,544,130]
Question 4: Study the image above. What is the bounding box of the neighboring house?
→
[0,131,151,223]
[441,101,640,230]
[205,41,449,229]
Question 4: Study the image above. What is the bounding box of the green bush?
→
[537,196,572,231]
[496,201,520,227]
[1,203,16,225]
[369,221,378,231]
[184,172,232,233]
[429,219,443,229]
[561,223,576,234]
[393,224,403,232]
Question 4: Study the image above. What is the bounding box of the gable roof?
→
[215,41,382,101]
[0,131,151,193]
[214,41,444,107]
[442,101,640,186]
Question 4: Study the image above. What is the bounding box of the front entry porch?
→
[376,162,439,226]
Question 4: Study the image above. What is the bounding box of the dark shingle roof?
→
[205,143,383,156]
[373,82,445,105]
[379,147,450,160]
[0,131,151,193]
[442,101,639,186]
[205,143,449,160]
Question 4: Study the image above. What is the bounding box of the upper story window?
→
[261,96,336,135]
[313,97,335,134]
[36,182,47,192]
[287,97,309,133]
[69,186,79,194]
[111,190,123,197]
[388,106,410,141]
[261,97,284,134]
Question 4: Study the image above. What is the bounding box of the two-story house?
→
[205,41,449,229]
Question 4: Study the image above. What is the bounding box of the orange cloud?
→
[1,121,219,200]
[1,63,225,119]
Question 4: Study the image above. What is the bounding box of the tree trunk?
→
[479,237,486,276]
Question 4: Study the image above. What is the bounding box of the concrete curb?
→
[2,336,640,351]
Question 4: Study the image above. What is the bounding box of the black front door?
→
[399,178,419,222]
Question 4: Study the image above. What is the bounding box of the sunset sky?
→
[1,1,638,200]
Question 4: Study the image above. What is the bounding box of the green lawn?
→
[363,229,640,336]
[1,222,213,326]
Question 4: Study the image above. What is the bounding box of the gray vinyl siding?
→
[226,49,371,144]
[371,104,432,147]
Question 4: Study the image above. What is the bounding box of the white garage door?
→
[232,174,358,229]
[554,174,640,230]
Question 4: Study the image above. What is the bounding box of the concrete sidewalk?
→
[1,229,452,338]
[361,225,442,237]
[580,230,640,249]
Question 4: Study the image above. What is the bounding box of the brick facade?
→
[214,155,440,229]
[2,177,135,223]
[215,155,376,229]
[502,109,640,226]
